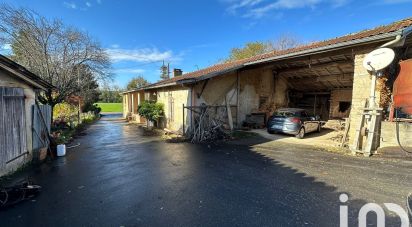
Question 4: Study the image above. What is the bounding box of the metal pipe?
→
[369,72,377,108]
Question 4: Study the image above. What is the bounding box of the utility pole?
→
[160,60,169,80]
[167,62,170,79]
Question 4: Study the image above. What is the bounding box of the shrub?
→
[53,102,78,122]
[83,103,102,115]
[138,101,164,125]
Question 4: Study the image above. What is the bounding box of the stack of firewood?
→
[190,106,228,143]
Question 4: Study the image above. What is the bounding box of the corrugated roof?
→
[128,17,412,92]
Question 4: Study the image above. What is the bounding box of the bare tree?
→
[0,4,111,110]
[268,33,301,51]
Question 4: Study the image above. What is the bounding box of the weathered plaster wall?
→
[238,67,277,123]
[192,67,286,127]
[156,86,190,133]
[0,70,37,176]
[192,72,238,127]
[193,71,238,106]
[273,76,288,108]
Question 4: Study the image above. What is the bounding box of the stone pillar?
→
[348,52,382,144]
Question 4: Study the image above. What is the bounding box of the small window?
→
[339,102,351,112]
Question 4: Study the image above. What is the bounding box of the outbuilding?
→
[123,17,412,154]
[0,54,53,176]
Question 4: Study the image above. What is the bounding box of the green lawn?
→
[95,103,123,113]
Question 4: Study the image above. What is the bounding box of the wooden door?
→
[0,87,27,170]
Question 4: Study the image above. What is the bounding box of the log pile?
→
[189,105,229,143]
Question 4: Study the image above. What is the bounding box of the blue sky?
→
[1,0,412,88]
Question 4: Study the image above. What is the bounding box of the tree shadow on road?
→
[0,119,405,226]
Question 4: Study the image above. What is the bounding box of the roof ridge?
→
[134,16,412,91]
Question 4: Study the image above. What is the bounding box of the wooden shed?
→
[0,54,53,177]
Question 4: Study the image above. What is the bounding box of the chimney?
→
[173,68,183,77]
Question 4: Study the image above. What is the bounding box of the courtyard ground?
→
[0,114,411,226]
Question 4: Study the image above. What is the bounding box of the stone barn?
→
[122,18,412,153]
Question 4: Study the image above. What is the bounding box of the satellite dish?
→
[363,47,395,71]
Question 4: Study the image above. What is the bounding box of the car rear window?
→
[273,111,298,117]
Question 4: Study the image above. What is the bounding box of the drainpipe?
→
[380,25,412,48]
[380,35,402,48]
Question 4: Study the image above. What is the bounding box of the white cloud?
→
[0,44,12,55]
[113,68,145,74]
[225,0,350,19]
[1,44,11,50]
[106,47,182,63]
[86,2,92,7]
[227,0,264,14]
[63,1,77,9]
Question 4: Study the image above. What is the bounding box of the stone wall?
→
[348,51,381,145]
[329,89,353,119]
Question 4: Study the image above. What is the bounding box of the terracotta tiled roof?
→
[143,17,412,90]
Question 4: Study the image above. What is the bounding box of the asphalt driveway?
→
[0,114,411,226]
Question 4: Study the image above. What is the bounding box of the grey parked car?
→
[267,108,321,139]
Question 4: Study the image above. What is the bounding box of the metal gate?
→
[0,87,27,170]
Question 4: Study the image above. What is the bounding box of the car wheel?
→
[317,124,322,133]
[296,127,305,139]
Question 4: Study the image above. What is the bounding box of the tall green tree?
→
[98,84,122,103]
[226,41,270,62]
[126,75,149,90]
[224,35,301,62]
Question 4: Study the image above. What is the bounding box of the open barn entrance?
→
[273,52,355,121]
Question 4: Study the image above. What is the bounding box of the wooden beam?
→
[281,72,354,79]
[278,60,354,75]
